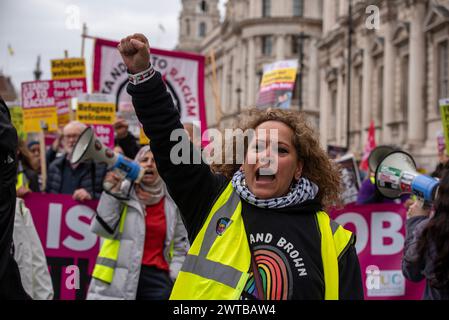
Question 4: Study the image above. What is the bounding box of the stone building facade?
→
[177,0,449,169]
[178,0,323,130]
[318,0,449,169]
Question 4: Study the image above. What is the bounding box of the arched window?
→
[293,0,304,17]
[199,22,207,37]
[200,0,208,13]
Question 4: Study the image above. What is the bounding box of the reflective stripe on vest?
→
[16,172,29,190]
[316,211,354,300]
[170,182,354,300]
[91,205,128,284]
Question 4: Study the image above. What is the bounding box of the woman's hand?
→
[16,186,31,198]
[117,33,150,74]
[103,171,122,193]
[407,200,431,219]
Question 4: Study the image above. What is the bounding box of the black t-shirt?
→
[128,72,364,300]
[240,200,324,300]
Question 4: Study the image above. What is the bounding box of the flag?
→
[7,44,14,56]
[359,120,376,172]
[158,24,166,32]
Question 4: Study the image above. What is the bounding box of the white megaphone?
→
[368,145,397,173]
[71,126,145,198]
[375,150,439,205]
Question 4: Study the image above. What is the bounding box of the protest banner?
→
[51,58,88,126]
[51,58,86,80]
[93,38,207,137]
[256,59,298,109]
[24,193,100,300]
[76,93,116,149]
[330,203,425,300]
[439,98,449,153]
[327,145,348,160]
[53,78,87,127]
[21,80,58,132]
[336,153,362,205]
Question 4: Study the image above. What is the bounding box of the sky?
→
[0,0,226,97]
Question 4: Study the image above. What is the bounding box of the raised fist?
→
[117,33,150,74]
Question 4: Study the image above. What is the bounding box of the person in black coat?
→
[0,96,30,299]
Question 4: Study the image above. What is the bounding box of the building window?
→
[199,0,208,13]
[199,22,207,37]
[262,36,273,56]
[293,0,304,17]
[377,65,384,126]
[292,36,298,54]
[329,88,337,140]
[438,40,449,100]
[185,19,190,36]
[400,55,409,121]
[262,0,271,17]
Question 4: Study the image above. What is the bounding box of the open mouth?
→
[144,169,155,178]
[256,168,276,182]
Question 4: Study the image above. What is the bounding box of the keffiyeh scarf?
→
[231,169,319,209]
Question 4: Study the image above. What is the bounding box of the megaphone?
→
[368,145,397,173]
[375,150,439,204]
[71,127,145,196]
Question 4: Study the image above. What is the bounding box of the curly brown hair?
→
[211,108,342,208]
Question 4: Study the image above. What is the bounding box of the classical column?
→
[240,40,247,108]
[407,1,426,145]
[275,35,285,61]
[336,69,344,146]
[247,37,256,106]
[362,36,374,144]
[221,53,229,113]
[308,38,319,111]
[382,22,395,143]
[231,47,239,112]
[319,69,329,148]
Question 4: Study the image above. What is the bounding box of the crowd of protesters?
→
[1,32,449,301]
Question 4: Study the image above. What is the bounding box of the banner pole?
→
[38,128,47,192]
[208,49,222,127]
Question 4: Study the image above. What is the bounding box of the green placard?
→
[8,105,27,141]
[439,99,449,154]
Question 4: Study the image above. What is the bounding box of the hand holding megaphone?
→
[375,151,439,207]
[71,126,145,199]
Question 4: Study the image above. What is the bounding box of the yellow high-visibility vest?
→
[91,205,128,284]
[170,182,354,300]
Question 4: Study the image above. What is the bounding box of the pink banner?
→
[330,203,425,300]
[24,193,99,300]
[21,80,55,109]
[92,124,114,149]
[53,78,87,115]
[92,37,207,139]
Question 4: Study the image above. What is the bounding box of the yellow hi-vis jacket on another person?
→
[170,182,354,300]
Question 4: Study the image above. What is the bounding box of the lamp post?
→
[346,0,353,150]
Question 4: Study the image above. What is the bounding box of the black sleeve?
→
[127,72,226,241]
[402,216,427,282]
[0,97,29,299]
[338,245,365,300]
[46,147,57,168]
[116,131,140,159]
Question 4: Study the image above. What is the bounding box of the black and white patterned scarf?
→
[231,169,319,209]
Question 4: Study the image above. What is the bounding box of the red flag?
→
[359,120,376,172]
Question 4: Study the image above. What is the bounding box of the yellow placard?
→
[9,106,27,140]
[51,58,86,80]
[260,68,297,87]
[23,107,58,133]
[140,127,150,145]
[76,102,116,125]
[58,112,71,127]
[439,101,449,153]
